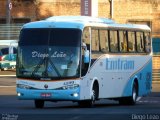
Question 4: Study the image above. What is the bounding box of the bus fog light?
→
[73,93,79,97]
[17,93,23,96]
[17,93,21,96]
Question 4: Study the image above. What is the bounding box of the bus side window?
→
[91,29,99,52]
[128,31,136,52]
[119,31,127,52]
[144,32,151,53]
[136,32,145,52]
[99,30,109,53]
[109,30,118,52]
[82,27,90,50]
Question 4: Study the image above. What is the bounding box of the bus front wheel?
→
[34,100,44,108]
[78,83,98,107]
[78,90,96,107]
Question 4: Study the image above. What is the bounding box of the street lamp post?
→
[6,0,11,24]
[109,0,114,19]
[6,0,12,40]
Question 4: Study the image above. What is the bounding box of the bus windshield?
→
[17,28,81,79]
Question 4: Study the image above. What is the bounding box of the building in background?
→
[0,0,160,79]
[0,0,160,37]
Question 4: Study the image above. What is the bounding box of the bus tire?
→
[34,100,44,108]
[78,82,99,108]
[119,82,138,105]
[128,82,138,105]
[78,101,86,107]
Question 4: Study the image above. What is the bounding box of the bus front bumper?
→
[16,88,80,101]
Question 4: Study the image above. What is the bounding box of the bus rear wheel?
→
[128,82,138,105]
[34,100,44,108]
[119,82,138,105]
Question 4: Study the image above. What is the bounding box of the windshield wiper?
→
[31,58,45,78]
[48,57,61,77]
[31,56,61,78]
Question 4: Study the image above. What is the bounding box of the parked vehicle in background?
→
[0,40,17,71]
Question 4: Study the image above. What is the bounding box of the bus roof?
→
[23,16,151,31]
[46,16,115,24]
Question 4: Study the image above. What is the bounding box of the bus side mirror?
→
[84,50,89,63]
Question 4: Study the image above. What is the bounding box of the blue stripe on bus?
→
[122,59,152,97]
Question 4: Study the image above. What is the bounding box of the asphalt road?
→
[0,71,160,120]
[0,93,160,120]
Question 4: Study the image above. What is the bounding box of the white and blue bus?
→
[16,16,152,108]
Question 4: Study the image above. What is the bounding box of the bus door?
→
[81,27,91,76]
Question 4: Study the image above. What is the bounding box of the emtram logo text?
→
[106,58,134,70]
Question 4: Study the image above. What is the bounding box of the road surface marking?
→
[138,100,160,103]
[137,97,141,101]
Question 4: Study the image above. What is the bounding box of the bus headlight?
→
[17,84,32,89]
[56,84,79,90]
[64,84,79,90]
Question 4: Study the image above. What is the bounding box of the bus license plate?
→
[41,93,52,98]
